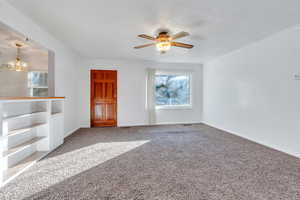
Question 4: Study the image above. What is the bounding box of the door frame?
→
[90,69,118,127]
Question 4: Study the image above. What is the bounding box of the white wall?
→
[0,71,28,96]
[0,1,81,136]
[203,25,300,158]
[78,59,203,127]
[0,0,202,132]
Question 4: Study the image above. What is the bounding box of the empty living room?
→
[0,0,300,199]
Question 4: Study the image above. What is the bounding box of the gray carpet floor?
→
[1,124,300,200]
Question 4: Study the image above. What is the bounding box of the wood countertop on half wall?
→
[0,97,65,101]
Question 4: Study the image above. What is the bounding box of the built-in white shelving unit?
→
[0,97,65,187]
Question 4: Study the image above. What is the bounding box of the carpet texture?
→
[1,124,300,200]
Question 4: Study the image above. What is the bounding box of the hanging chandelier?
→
[8,43,28,71]
[0,43,28,72]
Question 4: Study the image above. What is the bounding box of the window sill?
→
[156,105,193,110]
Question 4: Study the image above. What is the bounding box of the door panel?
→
[91,70,117,127]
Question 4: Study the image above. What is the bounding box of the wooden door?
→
[91,70,117,127]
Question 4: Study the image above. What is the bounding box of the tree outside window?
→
[155,74,191,108]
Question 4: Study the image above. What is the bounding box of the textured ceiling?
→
[7,0,300,63]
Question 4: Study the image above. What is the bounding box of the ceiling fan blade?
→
[138,34,156,41]
[134,43,156,49]
[171,42,194,49]
[171,31,190,40]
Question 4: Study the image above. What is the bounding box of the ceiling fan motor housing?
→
[156,32,171,53]
[157,32,170,41]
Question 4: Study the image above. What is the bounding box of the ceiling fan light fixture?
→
[134,31,193,53]
[156,41,171,53]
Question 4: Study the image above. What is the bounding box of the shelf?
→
[51,112,63,118]
[3,111,47,121]
[0,97,64,187]
[8,123,47,137]
[3,136,46,157]
[51,112,62,115]
[2,151,48,185]
[0,97,65,101]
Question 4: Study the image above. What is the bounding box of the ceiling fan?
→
[134,31,194,53]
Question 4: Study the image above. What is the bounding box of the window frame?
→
[154,70,193,110]
[28,70,49,97]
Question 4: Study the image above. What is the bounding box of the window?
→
[28,71,48,97]
[155,73,191,108]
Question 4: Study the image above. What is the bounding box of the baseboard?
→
[80,123,90,128]
[64,127,80,138]
[202,121,300,159]
[80,121,203,128]
[154,121,202,126]
[119,121,203,127]
[80,125,90,128]
[118,123,149,127]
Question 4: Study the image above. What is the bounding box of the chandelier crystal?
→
[0,43,28,72]
[8,43,28,72]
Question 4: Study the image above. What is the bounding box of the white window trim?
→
[154,70,193,110]
[156,104,193,110]
[28,71,49,96]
